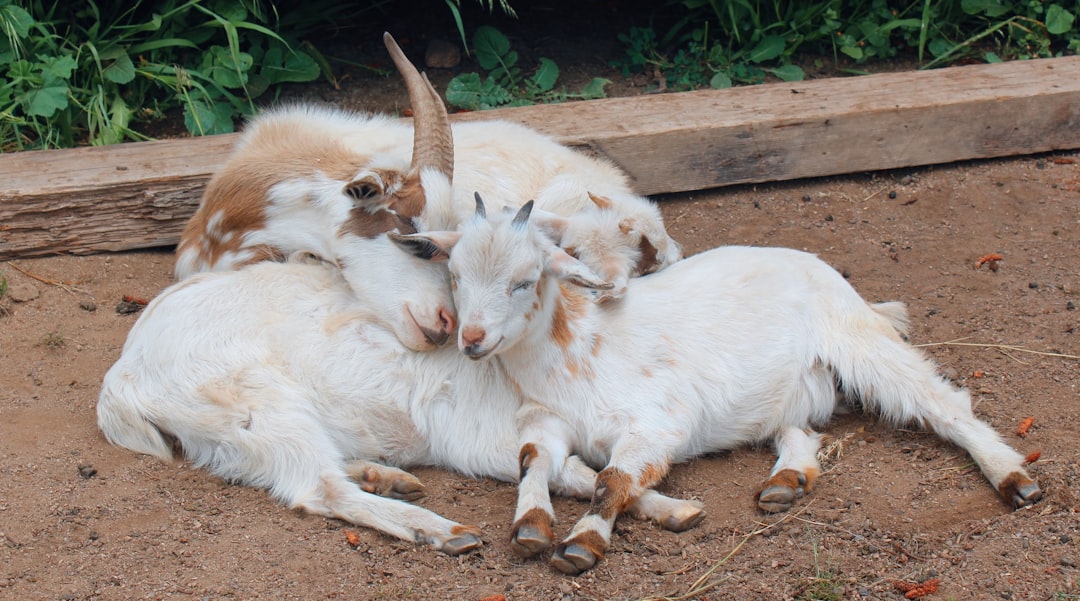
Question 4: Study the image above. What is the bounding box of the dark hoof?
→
[1012,482,1043,508]
[510,524,552,558]
[662,507,706,532]
[390,479,426,502]
[757,485,798,513]
[551,542,598,575]
[441,532,483,555]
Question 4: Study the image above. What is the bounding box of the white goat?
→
[174,34,680,346]
[97,256,700,554]
[393,197,1043,575]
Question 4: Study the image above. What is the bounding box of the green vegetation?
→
[0,272,7,298]
[40,329,65,349]
[613,0,1080,91]
[445,26,609,110]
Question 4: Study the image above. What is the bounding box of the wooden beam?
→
[3,56,1080,259]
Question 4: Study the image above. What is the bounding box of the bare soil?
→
[2,15,1079,601]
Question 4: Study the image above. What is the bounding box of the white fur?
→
[98,258,695,554]
[403,201,1041,573]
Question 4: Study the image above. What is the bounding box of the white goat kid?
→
[394,197,1042,575]
[98,256,697,555]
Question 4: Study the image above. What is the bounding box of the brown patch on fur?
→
[510,507,554,541]
[518,443,539,480]
[635,234,661,275]
[587,192,613,210]
[450,524,483,537]
[802,466,821,492]
[550,283,589,352]
[590,334,604,357]
[589,467,635,520]
[341,208,416,239]
[637,463,670,489]
[562,529,607,559]
[763,468,805,491]
[179,122,377,269]
[642,366,654,378]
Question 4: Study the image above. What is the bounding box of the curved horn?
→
[383,32,454,181]
[473,192,487,219]
[512,200,535,229]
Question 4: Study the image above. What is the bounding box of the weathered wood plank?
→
[3,56,1080,259]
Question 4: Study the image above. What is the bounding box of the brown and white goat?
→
[393,196,1043,574]
[174,34,681,349]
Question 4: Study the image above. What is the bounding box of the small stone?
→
[825,214,834,221]
[1028,282,1039,289]
[841,268,851,279]
[77,464,97,479]
[1036,160,1047,169]
[1061,556,1076,567]
[802,194,812,202]
[900,175,913,185]
[8,282,39,303]
[79,300,97,312]
[1067,301,1076,311]
[888,191,897,199]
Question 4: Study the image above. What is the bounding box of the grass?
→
[40,329,66,350]
[792,531,845,601]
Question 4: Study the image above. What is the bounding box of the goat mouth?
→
[463,337,501,360]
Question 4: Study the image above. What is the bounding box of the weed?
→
[614,0,1080,92]
[793,531,844,601]
[0,272,7,298]
[41,330,65,350]
[445,26,609,111]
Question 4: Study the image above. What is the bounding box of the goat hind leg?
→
[757,427,823,513]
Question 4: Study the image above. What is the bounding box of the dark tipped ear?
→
[511,200,534,229]
[344,174,391,209]
[473,192,487,219]
[387,231,461,262]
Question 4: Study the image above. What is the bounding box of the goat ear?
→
[545,245,614,290]
[387,231,461,262]
[528,208,569,244]
[344,174,390,209]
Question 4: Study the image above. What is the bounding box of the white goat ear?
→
[545,245,613,290]
[387,231,461,262]
[529,208,570,244]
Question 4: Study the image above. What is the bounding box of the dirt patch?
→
[2,15,1080,601]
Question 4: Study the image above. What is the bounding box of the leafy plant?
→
[0,0,323,150]
[446,26,609,111]
[614,0,1080,92]
[0,272,7,298]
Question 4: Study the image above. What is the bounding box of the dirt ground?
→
[2,15,1080,601]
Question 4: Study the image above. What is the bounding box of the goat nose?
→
[460,326,486,348]
[438,307,457,334]
[420,326,449,347]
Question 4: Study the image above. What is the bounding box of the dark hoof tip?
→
[757,485,796,513]
[551,543,597,575]
[510,524,552,558]
[1013,482,1043,508]
[441,532,482,555]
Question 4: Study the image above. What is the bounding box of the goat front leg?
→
[510,411,575,558]
[552,439,683,575]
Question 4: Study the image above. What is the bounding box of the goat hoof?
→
[390,479,426,502]
[510,524,552,558]
[662,504,706,532]
[757,485,797,513]
[441,532,483,555]
[1012,481,1043,508]
[551,542,598,575]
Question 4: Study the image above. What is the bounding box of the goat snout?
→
[420,306,458,346]
[461,326,493,359]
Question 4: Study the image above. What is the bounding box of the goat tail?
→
[97,379,176,462]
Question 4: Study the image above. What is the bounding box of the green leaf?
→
[578,77,610,99]
[0,4,34,40]
[101,48,136,84]
[202,45,253,89]
[183,98,234,136]
[841,45,864,60]
[1046,4,1075,35]
[961,0,1011,18]
[260,44,320,85]
[983,51,1003,63]
[746,35,786,63]
[709,72,733,89]
[446,72,512,110]
[40,54,77,81]
[765,64,805,81]
[473,26,512,71]
[24,81,69,117]
[529,57,558,93]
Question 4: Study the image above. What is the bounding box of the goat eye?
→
[510,280,534,294]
